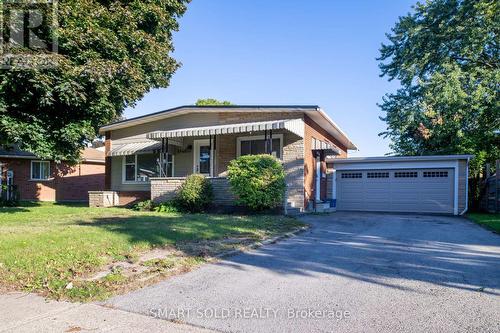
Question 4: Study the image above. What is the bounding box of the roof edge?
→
[327,155,474,163]
[100,105,320,132]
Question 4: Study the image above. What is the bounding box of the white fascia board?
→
[100,107,314,133]
[332,160,459,170]
[329,155,473,163]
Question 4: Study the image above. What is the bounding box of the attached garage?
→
[327,155,472,215]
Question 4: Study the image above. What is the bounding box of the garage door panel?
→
[336,168,454,214]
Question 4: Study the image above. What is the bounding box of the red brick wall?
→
[104,131,112,190]
[303,115,348,207]
[117,191,150,206]
[0,158,104,201]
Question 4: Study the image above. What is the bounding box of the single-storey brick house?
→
[95,105,355,211]
[94,105,471,215]
[0,147,105,202]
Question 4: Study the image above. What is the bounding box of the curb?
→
[214,225,310,259]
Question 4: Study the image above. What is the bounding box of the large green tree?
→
[0,0,189,162]
[378,0,499,175]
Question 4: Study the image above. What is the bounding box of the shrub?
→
[132,199,154,211]
[174,174,213,212]
[154,201,180,213]
[0,185,19,207]
[227,154,286,210]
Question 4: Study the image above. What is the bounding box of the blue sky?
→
[124,0,417,156]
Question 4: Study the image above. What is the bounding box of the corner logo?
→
[1,0,59,68]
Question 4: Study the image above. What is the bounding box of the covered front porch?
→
[105,119,339,211]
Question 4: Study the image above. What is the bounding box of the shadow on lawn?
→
[75,214,262,250]
[215,213,500,295]
[75,212,500,295]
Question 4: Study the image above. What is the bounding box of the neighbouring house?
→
[93,105,471,215]
[0,147,105,202]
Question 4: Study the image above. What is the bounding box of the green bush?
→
[227,154,286,210]
[0,185,19,207]
[154,201,180,213]
[175,174,213,212]
[131,199,154,211]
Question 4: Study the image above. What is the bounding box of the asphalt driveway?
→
[105,213,500,333]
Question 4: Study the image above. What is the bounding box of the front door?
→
[193,139,212,176]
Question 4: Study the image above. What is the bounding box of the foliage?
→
[0,1,190,162]
[131,200,154,211]
[378,0,499,176]
[174,174,213,212]
[0,185,19,207]
[227,154,286,210]
[195,98,232,106]
[467,213,500,233]
[0,202,302,301]
[154,201,180,213]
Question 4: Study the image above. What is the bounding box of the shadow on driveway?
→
[217,213,500,294]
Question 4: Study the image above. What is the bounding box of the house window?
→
[123,153,174,183]
[367,172,389,178]
[394,171,418,178]
[124,155,136,182]
[423,171,448,178]
[237,135,283,159]
[31,161,50,180]
[341,172,362,179]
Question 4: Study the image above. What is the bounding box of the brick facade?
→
[150,177,236,206]
[116,191,150,206]
[303,115,348,208]
[103,110,350,211]
[0,158,105,201]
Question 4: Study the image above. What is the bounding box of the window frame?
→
[30,160,51,181]
[122,153,174,184]
[340,172,363,179]
[236,134,284,160]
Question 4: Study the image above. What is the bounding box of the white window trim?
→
[193,139,214,176]
[236,134,284,160]
[122,153,174,184]
[30,160,51,181]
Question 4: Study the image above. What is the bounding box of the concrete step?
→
[285,207,302,216]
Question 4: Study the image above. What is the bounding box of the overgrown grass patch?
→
[0,202,303,301]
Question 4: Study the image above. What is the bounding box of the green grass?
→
[0,202,303,301]
[467,212,500,233]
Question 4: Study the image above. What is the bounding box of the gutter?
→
[460,156,470,215]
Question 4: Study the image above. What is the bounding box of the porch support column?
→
[268,129,273,155]
[264,129,273,155]
[160,137,169,177]
[315,150,321,204]
[213,135,217,176]
[209,135,213,177]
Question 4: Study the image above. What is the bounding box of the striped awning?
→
[312,138,341,155]
[146,119,305,140]
[108,139,183,156]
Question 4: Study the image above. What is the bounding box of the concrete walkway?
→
[0,292,212,333]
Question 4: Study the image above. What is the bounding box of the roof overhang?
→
[99,105,357,151]
[108,139,183,157]
[146,119,304,140]
[327,155,474,164]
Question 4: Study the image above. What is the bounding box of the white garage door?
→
[336,169,454,214]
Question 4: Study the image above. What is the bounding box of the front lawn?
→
[467,212,500,233]
[0,202,303,301]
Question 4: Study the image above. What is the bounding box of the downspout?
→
[460,157,470,215]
